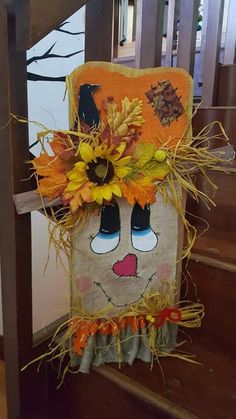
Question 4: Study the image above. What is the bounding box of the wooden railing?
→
[87,0,235,105]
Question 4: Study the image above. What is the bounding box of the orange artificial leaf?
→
[32,153,54,176]
[63,181,93,212]
[38,173,68,200]
[50,138,68,155]
[32,152,69,200]
[32,153,65,177]
[121,179,156,208]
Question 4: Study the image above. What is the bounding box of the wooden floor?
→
[0,361,7,419]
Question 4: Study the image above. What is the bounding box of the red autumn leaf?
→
[50,136,75,160]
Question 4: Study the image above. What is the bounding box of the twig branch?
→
[27,72,66,82]
[55,21,85,36]
[27,42,83,66]
[56,28,85,36]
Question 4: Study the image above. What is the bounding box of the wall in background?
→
[0,6,85,335]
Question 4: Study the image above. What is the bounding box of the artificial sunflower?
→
[65,142,132,206]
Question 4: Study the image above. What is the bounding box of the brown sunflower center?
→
[87,158,114,185]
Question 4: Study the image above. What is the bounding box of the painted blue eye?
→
[91,202,120,254]
[131,204,158,252]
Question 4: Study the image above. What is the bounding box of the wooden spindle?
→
[224,0,236,64]
[0,4,33,417]
[165,0,176,67]
[135,0,165,68]
[198,0,209,88]
[132,0,137,41]
[201,0,225,106]
[113,0,119,59]
[177,0,198,76]
[85,0,115,62]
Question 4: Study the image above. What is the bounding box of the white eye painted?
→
[131,227,158,252]
[91,232,120,254]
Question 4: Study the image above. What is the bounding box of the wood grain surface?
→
[85,0,114,62]
[0,361,7,419]
[15,0,87,49]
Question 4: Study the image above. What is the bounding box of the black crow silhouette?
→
[76,83,100,130]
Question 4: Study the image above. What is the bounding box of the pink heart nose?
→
[112,254,138,277]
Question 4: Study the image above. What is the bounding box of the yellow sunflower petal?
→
[110,183,122,197]
[101,145,112,158]
[79,143,94,163]
[66,180,84,192]
[100,185,113,201]
[93,145,105,160]
[68,171,86,182]
[117,142,126,154]
[75,161,87,171]
[114,156,131,166]
[115,166,132,178]
[93,188,103,205]
[110,143,126,161]
[91,187,98,201]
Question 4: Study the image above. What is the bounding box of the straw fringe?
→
[22,289,204,386]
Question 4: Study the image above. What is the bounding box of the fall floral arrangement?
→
[32,97,171,211]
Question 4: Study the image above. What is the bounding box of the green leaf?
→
[143,161,170,180]
[135,143,155,168]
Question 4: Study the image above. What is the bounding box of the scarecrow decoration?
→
[14,62,234,379]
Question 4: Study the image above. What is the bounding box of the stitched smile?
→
[93,272,156,308]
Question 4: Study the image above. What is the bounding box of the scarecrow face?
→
[72,191,179,316]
